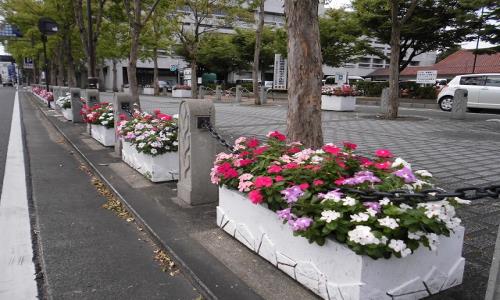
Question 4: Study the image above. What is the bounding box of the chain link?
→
[199,121,500,203]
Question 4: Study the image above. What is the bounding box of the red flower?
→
[268,131,286,141]
[275,175,285,182]
[236,159,253,167]
[283,162,299,169]
[239,151,250,158]
[323,145,341,155]
[375,149,393,158]
[246,138,260,148]
[336,158,346,169]
[267,165,282,174]
[287,147,301,154]
[334,177,345,185]
[153,109,161,115]
[119,113,127,121]
[254,176,273,188]
[374,161,391,170]
[299,183,309,190]
[313,179,324,186]
[224,168,238,179]
[158,113,173,121]
[253,146,268,156]
[343,141,357,150]
[248,190,264,204]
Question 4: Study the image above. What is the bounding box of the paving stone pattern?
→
[142,97,500,299]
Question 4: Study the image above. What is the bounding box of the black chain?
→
[200,120,235,152]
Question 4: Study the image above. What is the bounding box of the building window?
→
[358,63,371,68]
[409,61,420,66]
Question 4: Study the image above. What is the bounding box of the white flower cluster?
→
[56,93,71,109]
[388,239,412,257]
[348,225,382,245]
[98,112,114,126]
[417,200,461,230]
[320,210,341,223]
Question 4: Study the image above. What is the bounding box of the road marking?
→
[486,119,500,122]
[0,91,37,299]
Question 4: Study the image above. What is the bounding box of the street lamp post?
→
[87,0,98,89]
[38,17,58,107]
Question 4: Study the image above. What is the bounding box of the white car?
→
[437,73,500,111]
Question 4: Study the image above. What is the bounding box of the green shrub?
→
[414,86,437,99]
[355,81,389,97]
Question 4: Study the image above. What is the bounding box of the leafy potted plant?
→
[211,132,467,299]
[321,84,356,111]
[82,103,115,146]
[56,93,73,121]
[172,85,192,98]
[117,109,179,182]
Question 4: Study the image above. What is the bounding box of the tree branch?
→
[401,0,418,25]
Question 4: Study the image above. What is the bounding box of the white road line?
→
[0,91,37,299]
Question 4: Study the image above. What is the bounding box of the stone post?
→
[451,89,467,120]
[260,87,267,104]
[113,93,132,156]
[235,85,241,103]
[177,99,218,205]
[198,85,204,99]
[85,89,100,134]
[380,87,389,114]
[70,88,84,123]
[486,228,500,300]
[215,85,222,102]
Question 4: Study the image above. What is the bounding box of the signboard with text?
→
[273,54,287,90]
[416,70,437,84]
[24,58,34,69]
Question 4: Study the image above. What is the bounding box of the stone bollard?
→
[451,89,468,120]
[70,88,84,123]
[177,99,218,205]
[260,87,267,104]
[85,89,100,133]
[380,87,389,114]
[198,85,204,99]
[113,93,132,156]
[215,85,222,102]
[486,227,500,300]
[235,85,241,103]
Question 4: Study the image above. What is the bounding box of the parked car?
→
[437,73,500,111]
[158,80,175,92]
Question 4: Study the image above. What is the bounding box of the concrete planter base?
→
[143,87,154,95]
[61,108,73,121]
[217,187,465,300]
[91,125,115,147]
[321,95,356,111]
[121,141,178,182]
[172,89,192,98]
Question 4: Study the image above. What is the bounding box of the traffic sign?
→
[170,65,177,72]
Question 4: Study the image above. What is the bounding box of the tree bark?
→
[57,41,65,86]
[386,0,402,119]
[66,37,77,87]
[128,25,141,106]
[191,58,198,98]
[153,47,159,96]
[98,63,105,91]
[112,59,118,92]
[284,0,324,148]
[253,0,265,105]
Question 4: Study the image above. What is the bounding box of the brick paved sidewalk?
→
[140,97,500,299]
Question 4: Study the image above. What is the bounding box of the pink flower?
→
[275,175,284,182]
[246,138,260,148]
[334,177,345,185]
[267,165,282,174]
[313,179,324,186]
[299,183,309,190]
[323,145,341,155]
[343,141,357,150]
[253,146,268,156]
[267,131,286,141]
[248,190,264,204]
[153,109,161,115]
[254,176,273,188]
[283,162,299,169]
[235,159,253,167]
[119,113,127,121]
[374,161,391,170]
[287,147,301,154]
[375,149,393,158]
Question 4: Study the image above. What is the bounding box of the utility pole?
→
[472,7,485,74]
[87,0,97,88]
[38,17,58,107]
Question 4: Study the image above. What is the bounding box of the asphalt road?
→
[0,87,15,196]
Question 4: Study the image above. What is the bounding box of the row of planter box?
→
[123,87,192,98]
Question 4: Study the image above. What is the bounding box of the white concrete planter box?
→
[143,87,154,95]
[217,187,465,300]
[49,101,56,109]
[91,124,115,147]
[321,95,356,111]
[121,141,178,182]
[172,89,192,98]
[61,108,73,121]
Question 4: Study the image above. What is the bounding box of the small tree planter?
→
[90,125,115,147]
[321,95,356,111]
[143,87,154,95]
[172,89,192,98]
[121,141,179,182]
[217,187,465,300]
[61,108,73,121]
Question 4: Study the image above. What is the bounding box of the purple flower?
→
[363,202,381,213]
[291,217,313,231]
[393,167,417,183]
[277,208,295,221]
[281,186,304,203]
[343,171,381,185]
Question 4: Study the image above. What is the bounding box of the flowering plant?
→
[117,109,178,156]
[32,86,54,102]
[81,102,114,128]
[322,84,357,96]
[211,132,469,259]
[56,93,72,109]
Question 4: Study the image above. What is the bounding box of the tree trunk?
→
[98,63,105,91]
[386,0,401,119]
[112,59,118,92]
[128,27,141,107]
[191,59,198,98]
[253,0,265,105]
[66,37,77,87]
[153,47,159,96]
[57,42,65,86]
[284,0,323,148]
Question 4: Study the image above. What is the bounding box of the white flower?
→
[310,155,323,164]
[415,170,433,178]
[138,142,146,148]
[378,217,399,229]
[453,197,471,205]
[366,208,378,217]
[320,210,341,223]
[388,239,407,252]
[379,197,391,206]
[408,231,425,240]
[392,158,411,169]
[426,233,439,251]
[151,148,157,154]
[173,141,178,146]
[173,114,179,119]
[101,121,109,125]
[401,248,412,257]
[234,137,246,145]
[342,196,356,206]
[348,225,381,245]
[351,212,370,222]
[399,203,413,212]
[315,149,325,154]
